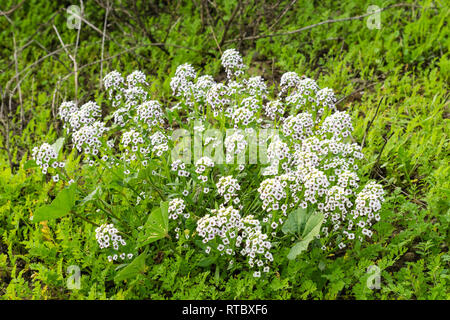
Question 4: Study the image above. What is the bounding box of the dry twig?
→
[225,3,422,43]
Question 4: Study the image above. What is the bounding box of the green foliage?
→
[137,202,169,248]
[114,251,147,283]
[282,207,324,260]
[32,184,77,223]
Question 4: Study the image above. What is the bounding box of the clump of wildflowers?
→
[221,49,246,80]
[168,198,188,220]
[196,205,272,274]
[170,63,196,100]
[95,223,133,262]
[39,49,386,279]
[216,175,241,204]
[32,143,65,178]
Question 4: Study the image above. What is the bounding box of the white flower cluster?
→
[170,63,196,99]
[193,75,215,101]
[258,177,287,213]
[221,49,246,80]
[65,101,102,132]
[195,156,215,183]
[58,101,78,124]
[195,156,214,173]
[72,121,108,158]
[226,80,245,96]
[267,137,290,164]
[168,198,188,220]
[316,87,337,111]
[206,83,230,116]
[102,70,149,122]
[231,106,255,127]
[103,70,124,96]
[196,205,272,275]
[149,131,168,157]
[244,76,268,98]
[279,71,301,97]
[171,159,190,177]
[319,111,353,140]
[283,75,321,115]
[264,100,285,120]
[135,100,165,128]
[120,129,150,167]
[240,97,260,113]
[224,131,247,162]
[282,113,314,141]
[95,223,133,262]
[354,181,384,224]
[32,143,65,178]
[216,175,241,204]
[127,70,148,87]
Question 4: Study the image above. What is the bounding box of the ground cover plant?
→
[0,0,448,300]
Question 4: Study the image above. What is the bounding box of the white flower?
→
[67,101,102,132]
[216,176,240,203]
[279,72,301,97]
[170,63,196,98]
[135,100,164,127]
[244,76,268,98]
[168,198,186,220]
[221,49,246,80]
[282,113,314,141]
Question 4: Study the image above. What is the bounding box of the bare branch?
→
[226,3,422,43]
[268,0,297,31]
[100,0,111,90]
[361,97,384,149]
[0,0,24,16]
[219,2,241,47]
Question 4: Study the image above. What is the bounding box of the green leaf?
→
[51,137,65,154]
[283,207,324,260]
[123,172,138,184]
[302,212,324,237]
[79,186,102,205]
[198,256,217,267]
[114,252,147,282]
[137,201,169,248]
[24,159,38,170]
[32,184,77,223]
[282,207,309,235]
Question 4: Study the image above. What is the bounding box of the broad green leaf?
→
[32,184,77,223]
[282,207,309,235]
[51,137,65,154]
[287,241,310,260]
[114,252,147,282]
[197,256,217,267]
[302,212,324,238]
[24,159,38,170]
[283,207,324,260]
[79,186,102,205]
[137,201,169,248]
[287,212,324,260]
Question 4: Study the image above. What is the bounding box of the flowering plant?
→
[30,49,384,279]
